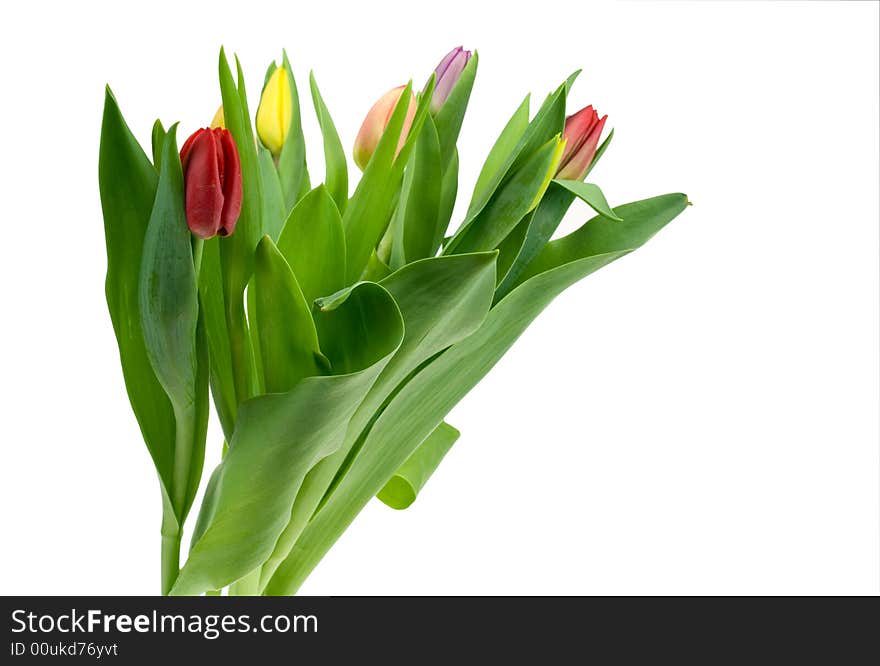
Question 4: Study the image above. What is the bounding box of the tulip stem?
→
[161,529,181,596]
[227,299,256,405]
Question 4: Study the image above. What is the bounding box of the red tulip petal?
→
[216,128,242,236]
[179,128,206,172]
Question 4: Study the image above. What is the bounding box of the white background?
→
[0,0,877,595]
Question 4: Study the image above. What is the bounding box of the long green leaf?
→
[258,146,287,240]
[399,114,442,266]
[98,87,175,498]
[309,72,348,213]
[463,76,568,231]
[172,281,405,596]
[137,125,205,518]
[446,136,561,255]
[494,182,574,301]
[218,49,262,406]
[253,236,325,394]
[276,50,310,210]
[435,148,459,255]
[139,125,198,423]
[467,94,530,218]
[197,238,236,440]
[267,193,689,594]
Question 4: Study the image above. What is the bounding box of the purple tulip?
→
[431,46,472,113]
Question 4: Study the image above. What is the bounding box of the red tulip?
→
[555,105,608,181]
[179,127,242,239]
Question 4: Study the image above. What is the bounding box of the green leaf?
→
[277,185,346,304]
[464,78,567,230]
[252,236,324,394]
[267,193,689,594]
[137,124,206,518]
[263,252,498,593]
[494,182,574,301]
[447,136,562,254]
[99,87,175,498]
[564,69,582,96]
[151,119,166,171]
[218,49,262,406]
[138,126,198,421]
[494,214,532,287]
[517,194,689,282]
[433,51,478,168]
[377,421,460,510]
[309,72,348,214]
[276,50,310,211]
[494,141,618,301]
[434,148,459,255]
[171,281,404,596]
[398,114,442,266]
[553,180,623,222]
[197,238,236,440]
[467,94,530,218]
[218,48,263,290]
[507,79,567,174]
[258,146,287,240]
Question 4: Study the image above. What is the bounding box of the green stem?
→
[226,297,256,406]
[171,407,195,512]
[160,529,180,596]
[162,404,195,596]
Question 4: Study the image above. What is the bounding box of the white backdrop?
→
[0,0,877,595]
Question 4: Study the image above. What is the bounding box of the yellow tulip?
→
[210,105,225,129]
[256,66,292,156]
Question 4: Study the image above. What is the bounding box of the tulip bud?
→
[256,66,292,156]
[179,128,243,239]
[555,105,608,181]
[430,46,472,113]
[210,105,225,129]
[353,86,417,171]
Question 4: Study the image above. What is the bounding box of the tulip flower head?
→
[179,127,243,239]
[256,66,292,156]
[353,86,417,171]
[430,46,472,113]
[555,105,608,181]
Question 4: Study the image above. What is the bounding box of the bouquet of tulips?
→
[98,45,688,595]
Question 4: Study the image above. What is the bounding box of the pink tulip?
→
[430,46,472,113]
[353,86,417,171]
[555,105,608,181]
